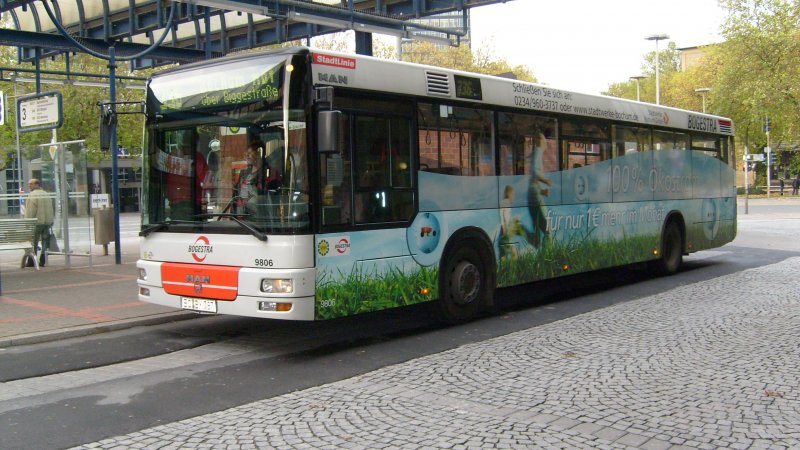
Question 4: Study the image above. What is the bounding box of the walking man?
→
[24,178,54,267]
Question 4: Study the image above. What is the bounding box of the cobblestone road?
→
[74,258,800,450]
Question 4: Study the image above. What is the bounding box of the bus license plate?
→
[181,297,217,313]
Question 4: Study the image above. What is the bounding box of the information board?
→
[17,91,63,132]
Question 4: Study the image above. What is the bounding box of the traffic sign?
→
[744,154,764,162]
[16,91,63,133]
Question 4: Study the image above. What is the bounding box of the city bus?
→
[136,46,736,323]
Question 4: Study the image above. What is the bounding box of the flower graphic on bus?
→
[317,239,330,256]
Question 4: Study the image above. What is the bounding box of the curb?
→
[0,311,199,348]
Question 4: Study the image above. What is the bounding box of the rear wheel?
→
[652,221,683,276]
[436,244,490,324]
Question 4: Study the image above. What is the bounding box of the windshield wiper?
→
[196,213,268,242]
[139,220,201,237]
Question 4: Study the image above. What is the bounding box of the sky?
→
[469,0,728,95]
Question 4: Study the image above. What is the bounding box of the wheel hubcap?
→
[452,261,480,305]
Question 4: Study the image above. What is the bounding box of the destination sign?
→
[152,59,284,112]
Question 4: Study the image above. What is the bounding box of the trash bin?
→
[92,207,115,255]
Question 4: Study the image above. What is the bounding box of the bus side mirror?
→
[317,110,342,154]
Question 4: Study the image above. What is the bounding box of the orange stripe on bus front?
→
[161,263,240,301]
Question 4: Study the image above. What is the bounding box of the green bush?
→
[737,186,765,195]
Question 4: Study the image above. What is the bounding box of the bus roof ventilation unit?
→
[426,71,451,96]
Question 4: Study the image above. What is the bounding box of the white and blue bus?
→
[137,46,736,323]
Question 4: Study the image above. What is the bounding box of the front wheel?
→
[435,244,491,324]
[651,221,683,276]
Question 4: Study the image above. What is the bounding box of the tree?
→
[604,1,800,176]
[713,0,800,168]
[0,49,148,167]
[397,40,537,82]
[312,32,537,81]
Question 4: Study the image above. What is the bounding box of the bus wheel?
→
[436,245,487,324]
[652,221,683,276]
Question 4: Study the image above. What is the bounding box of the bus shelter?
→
[31,139,92,267]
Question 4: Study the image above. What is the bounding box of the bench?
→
[0,218,40,270]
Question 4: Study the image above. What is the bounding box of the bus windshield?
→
[142,53,310,235]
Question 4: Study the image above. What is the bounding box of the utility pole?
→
[744,146,749,215]
[765,117,771,198]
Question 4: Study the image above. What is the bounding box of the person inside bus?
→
[234,140,282,214]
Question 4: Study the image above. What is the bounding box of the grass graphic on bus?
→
[315,265,439,320]
[497,231,658,287]
[313,200,735,320]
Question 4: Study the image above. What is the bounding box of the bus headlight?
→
[261,278,293,294]
[138,268,147,280]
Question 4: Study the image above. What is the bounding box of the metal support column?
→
[109,46,122,264]
[56,140,71,266]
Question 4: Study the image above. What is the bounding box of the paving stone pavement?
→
[72,257,800,449]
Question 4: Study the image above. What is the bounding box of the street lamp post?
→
[630,75,646,101]
[645,34,669,105]
[694,87,711,113]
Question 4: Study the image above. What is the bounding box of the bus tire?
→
[651,220,683,276]
[436,242,492,324]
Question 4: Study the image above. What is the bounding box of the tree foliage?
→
[396,40,537,82]
[714,0,800,153]
[604,1,800,177]
[0,48,147,167]
[311,32,537,81]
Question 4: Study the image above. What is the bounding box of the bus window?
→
[418,103,494,176]
[320,115,352,227]
[149,128,208,222]
[561,120,610,170]
[691,133,720,158]
[498,113,557,175]
[653,130,689,150]
[352,115,414,224]
[720,136,731,164]
[613,125,652,156]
